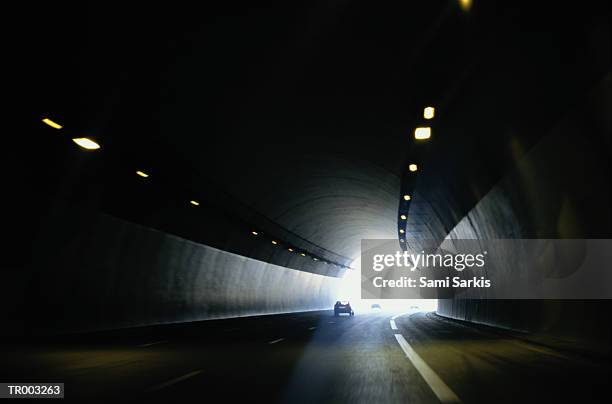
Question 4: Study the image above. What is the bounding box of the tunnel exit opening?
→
[337,257,437,314]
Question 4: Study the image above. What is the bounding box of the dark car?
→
[334,300,354,316]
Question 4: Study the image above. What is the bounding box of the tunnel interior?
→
[6,0,611,361]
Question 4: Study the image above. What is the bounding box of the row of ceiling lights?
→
[43,118,102,150]
[42,117,201,206]
[399,0,472,242]
[135,170,199,208]
[250,230,344,268]
[41,116,348,269]
[399,106,434,242]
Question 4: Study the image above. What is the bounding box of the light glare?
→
[72,138,100,150]
[409,164,418,172]
[400,214,407,220]
[459,0,472,12]
[403,195,411,201]
[190,200,200,206]
[136,170,149,178]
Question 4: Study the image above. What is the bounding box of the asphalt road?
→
[0,310,609,403]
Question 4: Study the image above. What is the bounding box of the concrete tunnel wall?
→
[436,75,611,348]
[16,209,342,336]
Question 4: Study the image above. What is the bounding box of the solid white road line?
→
[308,327,317,330]
[139,340,168,347]
[147,370,203,393]
[390,311,410,330]
[268,338,285,344]
[394,334,461,403]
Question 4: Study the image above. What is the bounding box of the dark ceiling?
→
[18,1,611,269]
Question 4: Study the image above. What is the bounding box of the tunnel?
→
[3,1,611,402]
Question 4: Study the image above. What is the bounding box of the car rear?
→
[334,300,354,316]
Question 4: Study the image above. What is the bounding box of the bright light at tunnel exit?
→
[337,257,437,313]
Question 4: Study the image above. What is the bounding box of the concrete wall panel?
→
[19,211,341,335]
[437,75,611,347]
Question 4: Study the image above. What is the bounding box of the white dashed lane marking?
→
[147,370,203,393]
[139,340,168,347]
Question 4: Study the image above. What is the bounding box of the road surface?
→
[0,311,609,403]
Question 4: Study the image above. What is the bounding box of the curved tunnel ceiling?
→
[209,151,401,260]
[31,2,611,268]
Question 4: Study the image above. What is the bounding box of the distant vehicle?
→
[334,300,354,316]
[371,303,381,309]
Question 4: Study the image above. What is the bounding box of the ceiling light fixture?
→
[459,0,472,12]
[42,118,62,129]
[423,107,435,120]
[72,137,100,150]
[414,127,431,140]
